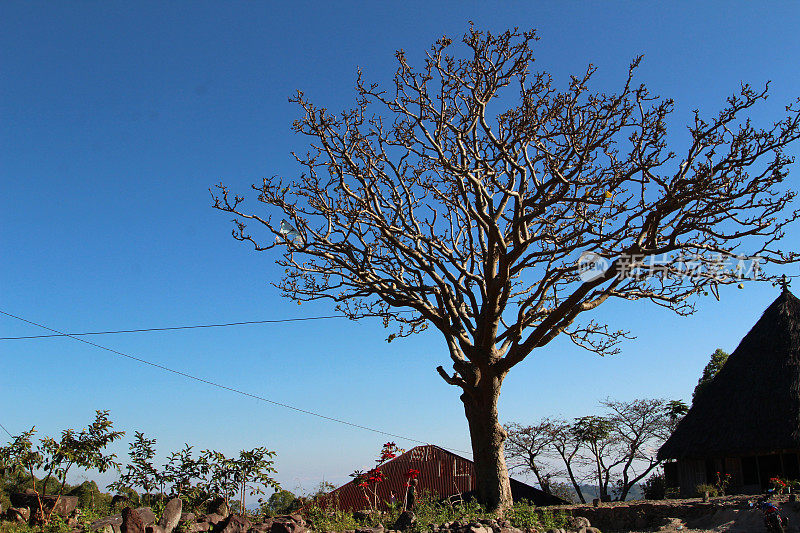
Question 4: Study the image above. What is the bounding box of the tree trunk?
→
[461,376,513,512]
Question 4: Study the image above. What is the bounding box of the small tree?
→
[164,444,204,500]
[602,398,675,500]
[3,411,124,525]
[505,420,559,494]
[571,416,617,501]
[693,349,730,402]
[547,420,587,504]
[350,442,402,511]
[262,489,297,516]
[232,447,280,514]
[111,432,163,506]
[199,450,239,508]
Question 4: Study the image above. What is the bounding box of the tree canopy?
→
[213,26,800,510]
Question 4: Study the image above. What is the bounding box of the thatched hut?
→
[658,288,800,496]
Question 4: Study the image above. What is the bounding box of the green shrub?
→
[642,472,666,500]
[303,500,361,531]
[695,483,719,497]
[68,480,104,510]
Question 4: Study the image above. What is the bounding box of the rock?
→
[10,492,79,517]
[137,508,156,526]
[566,516,591,530]
[122,507,145,533]
[270,517,306,533]
[288,513,305,526]
[159,498,183,533]
[67,517,80,527]
[8,507,29,522]
[190,523,211,533]
[248,522,272,533]
[394,510,416,530]
[180,512,196,524]
[203,513,227,526]
[99,525,117,533]
[208,497,230,518]
[146,525,166,533]
[355,527,384,533]
[91,514,123,532]
[214,514,251,533]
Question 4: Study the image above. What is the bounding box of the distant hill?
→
[572,483,645,502]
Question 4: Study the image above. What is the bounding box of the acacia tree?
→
[547,420,587,504]
[212,26,800,510]
[602,398,675,501]
[504,420,559,494]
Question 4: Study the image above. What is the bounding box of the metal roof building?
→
[318,444,564,511]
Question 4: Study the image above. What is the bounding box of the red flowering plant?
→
[714,472,732,496]
[349,442,404,510]
[770,476,789,495]
[401,468,420,511]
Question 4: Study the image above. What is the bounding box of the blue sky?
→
[2,2,800,498]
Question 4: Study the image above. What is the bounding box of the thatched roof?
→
[658,289,800,459]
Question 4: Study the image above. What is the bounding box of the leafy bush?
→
[302,491,570,533]
[695,483,719,497]
[642,472,665,500]
[535,508,571,530]
[506,499,539,529]
[303,500,362,531]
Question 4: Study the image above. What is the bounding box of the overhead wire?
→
[0,309,472,456]
[0,315,348,340]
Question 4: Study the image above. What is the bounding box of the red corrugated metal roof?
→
[315,444,565,512]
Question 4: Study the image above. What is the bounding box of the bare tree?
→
[603,398,675,501]
[505,420,560,494]
[545,420,587,504]
[212,26,800,510]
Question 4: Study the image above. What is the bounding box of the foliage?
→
[213,23,800,510]
[769,476,793,495]
[302,499,362,532]
[715,471,732,496]
[349,442,403,511]
[67,480,108,510]
[261,489,298,517]
[693,349,730,402]
[1,410,124,525]
[642,471,665,500]
[695,483,719,497]
[602,398,676,500]
[109,431,162,505]
[164,444,203,499]
[230,447,280,514]
[304,491,569,533]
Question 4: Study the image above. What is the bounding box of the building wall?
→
[676,452,800,497]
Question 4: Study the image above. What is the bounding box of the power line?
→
[0,309,471,456]
[0,315,347,340]
[0,420,12,438]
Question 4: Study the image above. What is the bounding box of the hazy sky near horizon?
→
[2,1,800,498]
